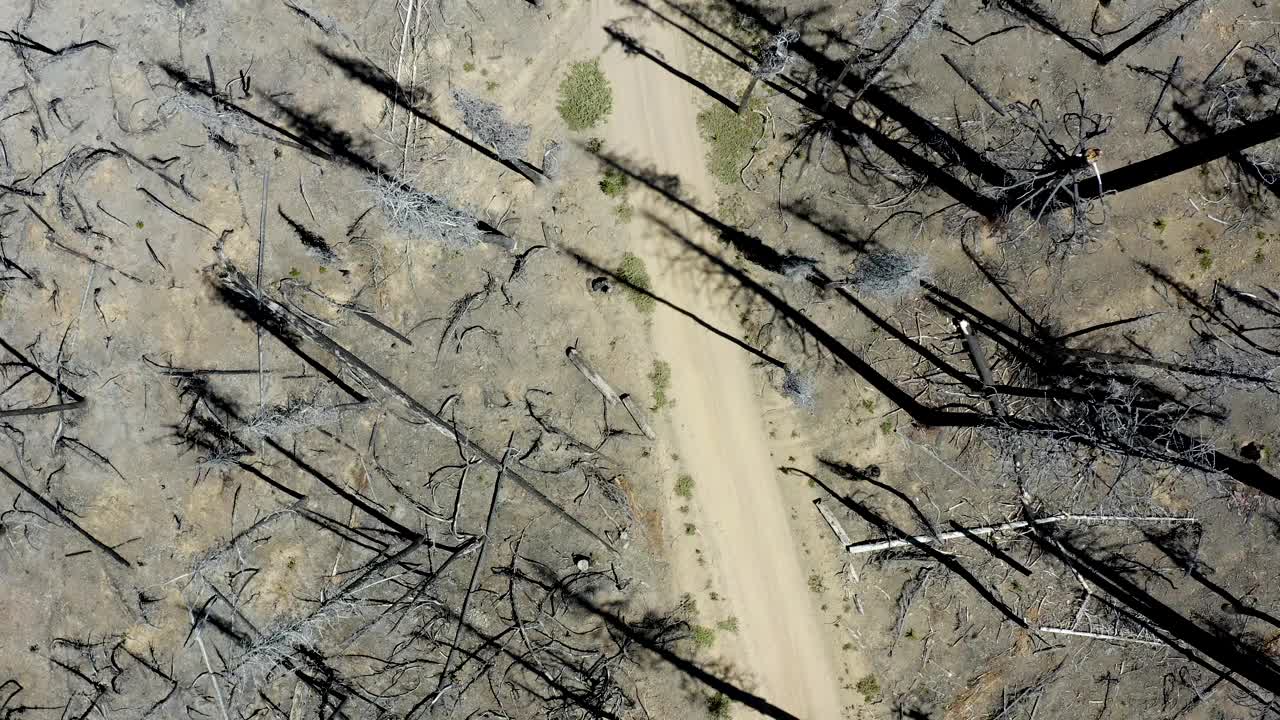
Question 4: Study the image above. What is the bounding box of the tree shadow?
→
[315,46,548,184]
[784,465,1030,628]
[1029,523,1280,697]
[603,24,736,110]
[622,0,1005,218]
[995,0,1204,66]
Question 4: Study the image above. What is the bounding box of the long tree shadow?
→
[783,465,1030,628]
[1029,523,1280,697]
[717,0,1018,190]
[623,0,1005,218]
[564,247,787,370]
[316,46,549,184]
[996,0,1204,66]
[604,24,736,110]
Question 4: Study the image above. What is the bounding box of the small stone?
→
[590,276,612,293]
[576,558,590,572]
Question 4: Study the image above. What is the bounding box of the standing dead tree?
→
[451,89,549,186]
[738,29,798,114]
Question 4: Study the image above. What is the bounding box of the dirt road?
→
[583,2,849,716]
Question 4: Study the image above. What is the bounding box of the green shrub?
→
[558,60,613,131]
[586,137,604,153]
[716,616,739,633]
[463,61,475,72]
[855,675,881,703]
[691,625,716,648]
[616,253,654,313]
[696,103,763,185]
[599,167,629,197]
[650,361,672,409]
[674,473,694,499]
[707,694,732,718]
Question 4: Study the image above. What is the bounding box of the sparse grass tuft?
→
[558,60,613,131]
[707,693,732,718]
[855,674,881,703]
[716,616,739,633]
[616,253,655,313]
[599,167,629,197]
[463,61,475,72]
[691,625,716,648]
[696,103,763,185]
[614,202,634,224]
[650,360,672,409]
[675,473,694,499]
[1152,218,1167,231]
[1196,246,1213,270]
[808,573,825,593]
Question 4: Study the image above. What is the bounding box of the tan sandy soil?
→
[568,2,851,716]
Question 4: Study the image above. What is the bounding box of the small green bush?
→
[716,616,739,633]
[616,253,654,313]
[707,694,732,718]
[463,61,476,73]
[558,60,613,131]
[586,137,604,153]
[599,167,629,197]
[696,103,763,185]
[855,674,881,703]
[674,473,694,499]
[650,361,672,409]
[614,202,634,224]
[691,625,716,649]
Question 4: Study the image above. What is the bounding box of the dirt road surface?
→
[579,2,850,716]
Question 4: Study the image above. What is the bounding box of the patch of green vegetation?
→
[599,167,629,197]
[1255,248,1266,265]
[289,267,302,278]
[485,80,499,92]
[684,523,697,535]
[860,398,876,413]
[691,625,716,649]
[808,573,826,594]
[880,419,894,434]
[557,59,613,131]
[650,360,672,410]
[615,252,655,313]
[716,616,739,633]
[463,61,476,72]
[585,137,604,154]
[317,266,327,274]
[135,220,144,229]
[674,473,694,499]
[706,693,732,719]
[855,674,881,703]
[1152,218,1167,231]
[614,202,634,224]
[696,103,763,185]
[1196,246,1213,270]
